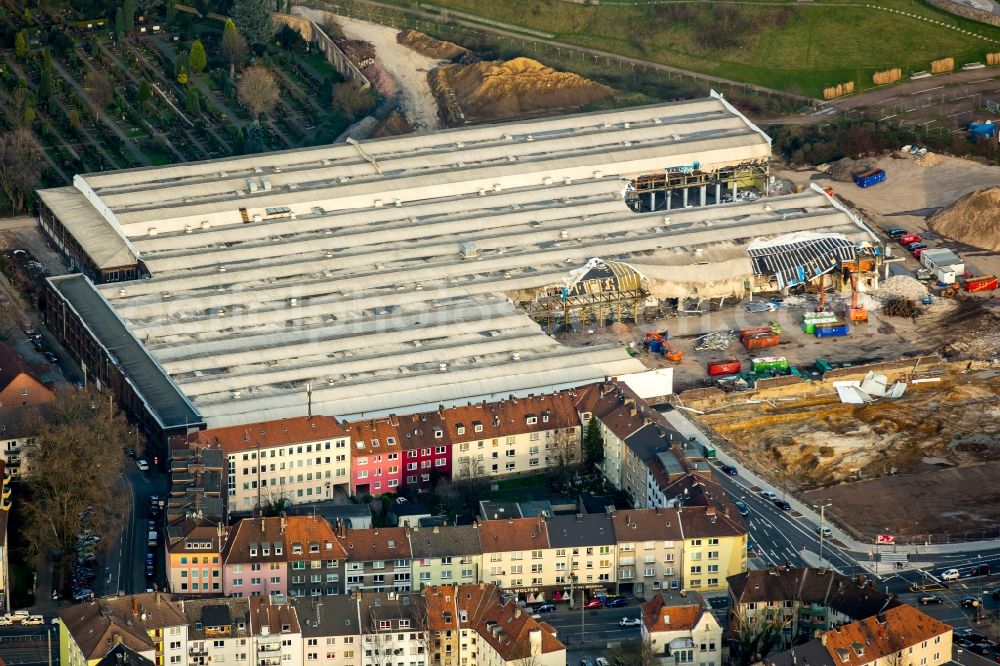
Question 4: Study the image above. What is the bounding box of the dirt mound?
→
[429,57,614,125]
[370,110,412,138]
[928,187,1000,252]
[397,28,470,61]
[876,275,928,302]
[826,157,873,182]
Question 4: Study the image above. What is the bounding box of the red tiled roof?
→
[821,604,951,666]
[249,595,300,634]
[424,585,564,660]
[284,515,346,560]
[641,594,705,633]
[198,416,347,454]
[478,517,549,553]
[611,508,683,542]
[347,416,402,454]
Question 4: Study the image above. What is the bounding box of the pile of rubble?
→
[694,330,735,351]
[826,157,874,182]
[876,275,929,301]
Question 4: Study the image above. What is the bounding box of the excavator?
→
[644,331,683,362]
[846,270,868,322]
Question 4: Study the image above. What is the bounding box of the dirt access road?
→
[295,8,443,131]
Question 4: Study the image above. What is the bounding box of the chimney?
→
[514,608,522,619]
[529,628,542,654]
[821,633,828,646]
[132,597,139,616]
[280,512,286,535]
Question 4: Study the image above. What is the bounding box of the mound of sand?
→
[429,57,614,125]
[826,157,873,182]
[929,187,1000,252]
[397,28,470,61]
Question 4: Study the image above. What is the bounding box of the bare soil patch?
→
[428,56,613,125]
[396,28,469,61]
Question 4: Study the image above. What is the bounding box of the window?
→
[379,620,391,630]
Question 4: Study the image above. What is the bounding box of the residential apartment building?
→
[768,605,952,666]
[478,517,551,602]
[292,596,362,666]
[576,383,647,498]
[641,591,723,666]
[449,393,581,481]
[181,597,252,666]
[395,410,453,489]
[221,517,289,597]
[285,515,347,598]
[424,584,566,666]
[409,524,482,589]
[727,567,898,647]
[341,527,413,593]
[348,417,404,497]
[59,593,189,666]
[612,508,684,597]
[249,596,302,666]
[678,505,747,592]
[357,591,428,666]
[164,519,225,595]
[546,513,617,596]
[0,403,52,479]
[201,417,350,514]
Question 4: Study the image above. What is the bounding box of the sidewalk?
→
[660,408,1000,557]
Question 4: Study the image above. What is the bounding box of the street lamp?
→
[813,501,833,564]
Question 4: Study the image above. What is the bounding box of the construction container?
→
[854,168,886,188]
[739,326,774,339]
[815,358,834,373]
[743,334,780,350]
[649,340,664,354]
[752,356,789,373]
[707,360,741,376]
[702,444,717,459]
[802,314,839,334]
[814,322,850,338]
[963,275,998,292]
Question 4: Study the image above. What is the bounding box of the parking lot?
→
[896,575,1000,661]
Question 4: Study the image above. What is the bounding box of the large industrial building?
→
[39,93,881,446]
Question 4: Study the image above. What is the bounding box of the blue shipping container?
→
[649,340,664,353]
[815,324,850,338]
[854,169,886,188]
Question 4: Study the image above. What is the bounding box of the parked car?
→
[596,659,611,666]
[734,501,749,516]
[619,617,642,627]
[906,242,926,251]
[919,595,943,605]
[73,588,94,601]
[721,465,738,476]
[970,564,991,577]
[912,248,926,259]
[747,539,758,552]
[584,598,604,610]
[44,351,59,363]
[533,603,556,613]
[136,459,150,472]
[887,228,908,237]
[773,499,792,511]
[818,526,833,537]
[941,569,961,581]
[0,615,13,626]
[961,596,981,608]
[22,615,44,626]
[758,491,778,501]
[605,596,627,608]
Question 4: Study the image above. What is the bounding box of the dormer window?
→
[388,540,396,549]
[309,543,320,553]
[292,543,303,554]
[262,545,270,556]
[542,413,549,423]
[456,424,465,435]
[473,422,483,433]
[371,439,379,448]
[526,415,537,425]
[249,547,257,557]
[434,428,443,438]
[387,437,396,445]
[275,545,283,555]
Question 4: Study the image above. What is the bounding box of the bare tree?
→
[609,638,657,666]
[22,386,131,588]
[237,65,279,122]
[549,427,582,491]
[331,81,373,118]
[84,70,112,122]
[221,18,248,77]
[0,129,43,213]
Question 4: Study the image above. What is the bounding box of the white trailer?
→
[920,248,964,284]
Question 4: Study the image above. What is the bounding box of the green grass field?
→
[378,0,1000,96]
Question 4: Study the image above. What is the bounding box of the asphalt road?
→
[539,605,642,650]
[0,627,59,666]
[110,461,168,595]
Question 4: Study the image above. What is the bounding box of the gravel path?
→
[295,8,443,131]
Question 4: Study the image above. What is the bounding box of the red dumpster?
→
[963,275,998,292]
[744,334,780,350]
[707,360,741,376]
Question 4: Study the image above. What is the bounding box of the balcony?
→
[619,557,636,566]
[189,648,209,657]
